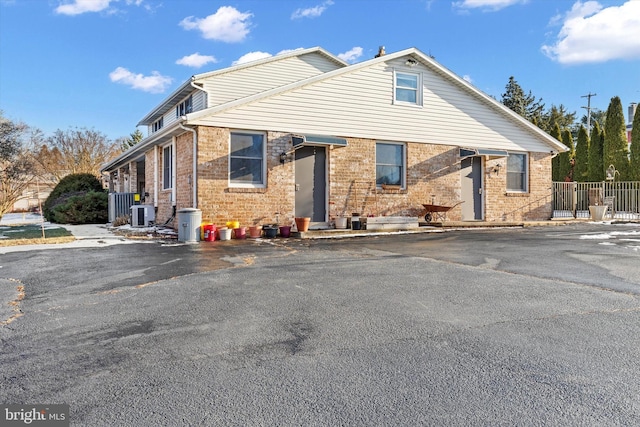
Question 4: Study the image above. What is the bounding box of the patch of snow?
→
[580,233,613,240]
[0,213,45,225]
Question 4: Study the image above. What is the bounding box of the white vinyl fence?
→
[552,181,640,220]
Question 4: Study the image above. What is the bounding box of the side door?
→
[294,146,327,222]
[460,156,483,220]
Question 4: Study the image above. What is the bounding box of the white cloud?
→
[176,53,217,68]
[55,0,112,15]
[291,0,334,19]
[232,51,273,66]
[109,67,173,93]
[275,48,305,56]
[452,0,527,12]
[337,47,363,63]
[232,49,304,66]
[54,0,145,15]
[542,1,640,65]
[180,6,252,43]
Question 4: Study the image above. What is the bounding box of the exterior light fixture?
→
[280,152,288,164]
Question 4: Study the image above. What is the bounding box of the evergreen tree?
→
[501,76,545,124]
[558,129,575,181]
[630,105,640,181]
[550,123,562,181]
[540,104,577,134]
[580,108,606,131]
[603,96,630,180]
[121,129,144,151]
[550,122,562,181]
[574,125,589,182]
[588,121,604,181]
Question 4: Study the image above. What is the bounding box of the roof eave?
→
[137,79,196,126]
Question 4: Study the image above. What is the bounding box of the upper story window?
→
[152,117,163,133]
[176,95,193,117]
[376,142,406,188]
[394,71,421,106]
[163,144,173,190]
[507,153,528,192]
[230,131,266,187]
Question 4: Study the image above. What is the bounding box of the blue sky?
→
[1,0,639,142]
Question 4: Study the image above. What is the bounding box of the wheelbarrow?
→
[422,201,464,222]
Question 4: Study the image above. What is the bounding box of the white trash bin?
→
[177,208,202,243]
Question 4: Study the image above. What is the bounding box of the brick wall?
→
[146,125,554,228]
[329,139,462,219]
[484,152,553,221]
[197,127,295,228]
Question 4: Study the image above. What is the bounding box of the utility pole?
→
[581,92,597,131]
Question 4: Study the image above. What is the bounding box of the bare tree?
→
[32,127,120,182]
[0,112,36,220]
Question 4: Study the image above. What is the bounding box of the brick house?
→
[101,46,567,229]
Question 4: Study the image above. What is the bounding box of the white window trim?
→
[176,95,193,118]
[152,117,164,133]
[393,69,422,107]
[229,130,267,188]
[375,141,407,189]
[162,142,174,191]
[506,152,529,193]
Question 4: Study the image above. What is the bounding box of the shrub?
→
[44,173,106,223]
[49,191,108,224]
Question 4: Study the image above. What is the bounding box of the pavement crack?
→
[1,278,25,326]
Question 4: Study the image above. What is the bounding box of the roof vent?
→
[375,46,385,58]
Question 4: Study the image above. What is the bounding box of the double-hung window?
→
[507,153,528,192]
[376,142,405,188]
[152,117,163,133]
[230,131,266,187]
[162,145,173,190]
[176,95,193,117]
[395,71,421,105]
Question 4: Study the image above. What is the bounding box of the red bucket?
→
[203,224,216,242]
[233,227,246,239]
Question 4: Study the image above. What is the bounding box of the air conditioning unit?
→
[130,205,155,227]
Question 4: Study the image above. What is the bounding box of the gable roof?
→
[104,46,568,173]
[137,47,348,126]
[186,47,567,154]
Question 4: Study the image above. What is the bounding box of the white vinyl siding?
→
[149,91,206,135]
[201,53,343,108]
[191,57,555,154]
[507,153,528,192]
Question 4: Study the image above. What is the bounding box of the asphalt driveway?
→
[1,223,640,426]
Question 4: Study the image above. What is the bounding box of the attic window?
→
[394,71,421,106]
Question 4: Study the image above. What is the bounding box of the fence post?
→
[572,182,577,218]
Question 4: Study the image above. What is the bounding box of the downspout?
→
[179,122,198,209]
[153,145,159,208]
[171,137,177,207]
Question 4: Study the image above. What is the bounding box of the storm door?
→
[460,156,483,220]
[294,146,327,223]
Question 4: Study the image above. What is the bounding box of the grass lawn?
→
[0,224,75,246]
